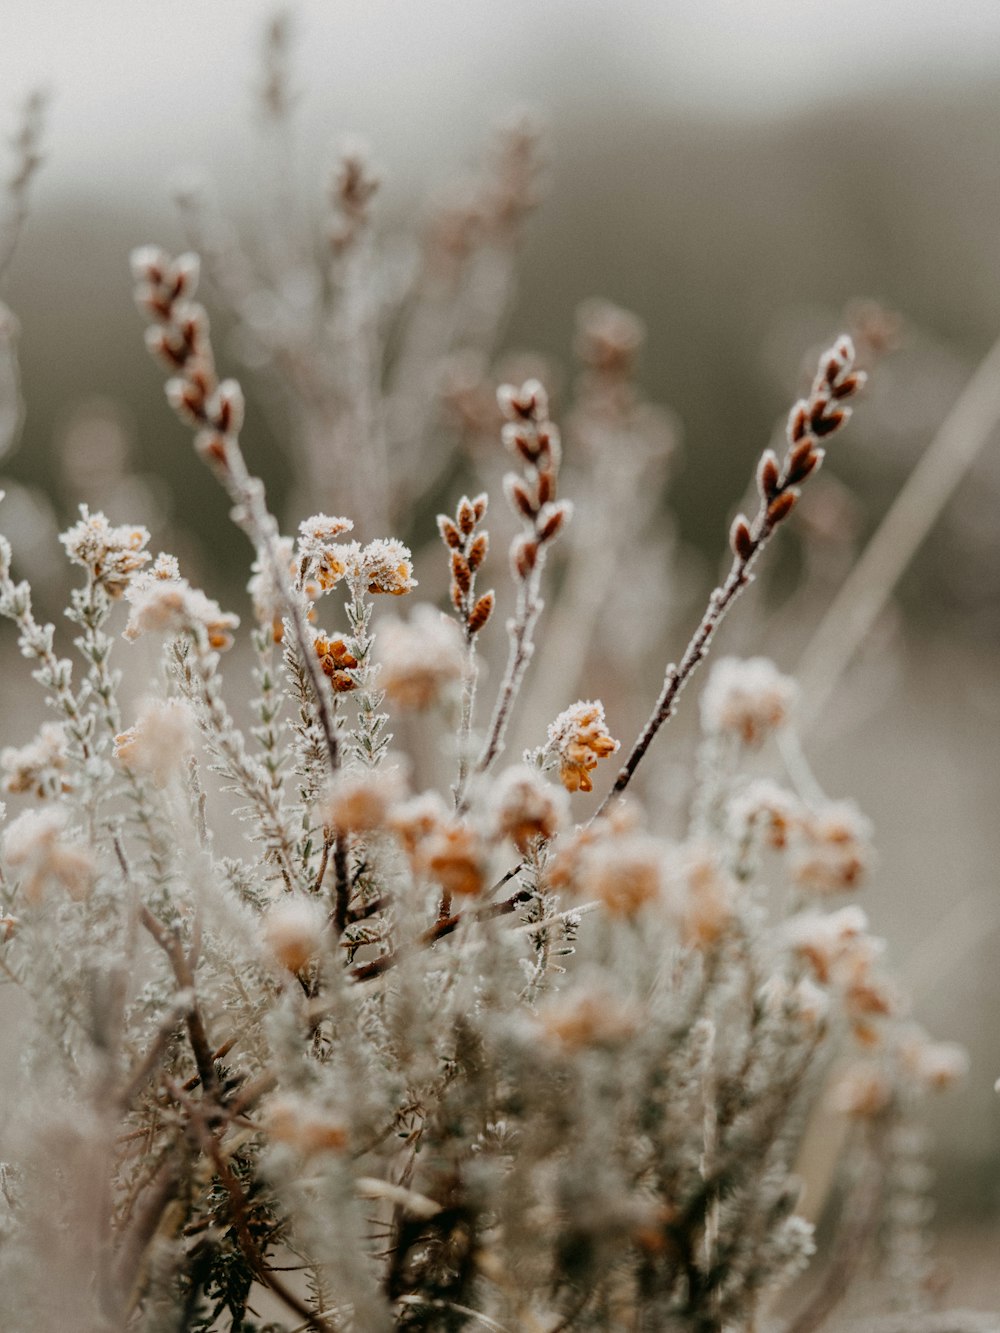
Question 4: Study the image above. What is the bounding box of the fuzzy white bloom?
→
[785,905,877,986]
[356,538,417,596]
[3,806,94,903]
[493,764,570,852]
[124,571,239,650]
[1,722,71,796]
[59,505,151,597]
[376,604,465,711]
[263,897,326,973]
[580,832,664,917]
[666,843,735,947]
[297,514,354,554]
[900,1032,969,1091]
[791,799,873,894]
[727,778,802,850]
[700,656,798,746]
[114,698,197,786]
[321,767,408,835]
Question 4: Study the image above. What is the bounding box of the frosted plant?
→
[0,61,977,1332]
[0,230,969,1333]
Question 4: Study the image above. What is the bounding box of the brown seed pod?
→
[457,497,476,534]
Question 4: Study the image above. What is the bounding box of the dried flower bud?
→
[468,589,495,633]
[504,473,538,519]
[450,551,472,595]
[729,514,754,561]
[511,535,538,580]
[472,493,488,521]
[457,496,476,534]
[536,500,571,543]
[811,405,849,438]
[263,898,325,973]
[767,489,798,526]
[498,377,547,422]
[788,401,811,444]
[467,532,488,570]
[756,449,781,500]
[209,379,245,435]
[437,515,463,550]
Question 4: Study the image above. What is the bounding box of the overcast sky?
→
[2,0,999,206]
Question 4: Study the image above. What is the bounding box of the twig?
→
[595,336,864,817]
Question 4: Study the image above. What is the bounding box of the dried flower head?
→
[357,538,417,596]
[900,1033,969,1091]
[669,845,735,948]
[124,569,239,650]
[113,697,196,786]
[389,790,451,857]
[376,604,465,711]
[701,656,798,746]
[727,779,803,851]
[791,800,873,895]
[538,987,639,1052]
[833,1063,893,1118]
[493,764,570,853]
[582,833,664,918]
[547,700,619,794]
[321,768,406,836]
[59,506,151,597]
[263,898,326,974]
[313,632,359,691]
[421,819,485,898]
[1,722,71,797]
[3,806,94,903]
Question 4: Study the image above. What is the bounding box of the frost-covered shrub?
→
[0,58,971,1333]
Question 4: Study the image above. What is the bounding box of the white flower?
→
[1,722,71,796]
[59,506,151,597]
[3,806,94,903]
[114,698,197,786]
[124,571,239,650]
[376,604,465,711]
[700,656,797,746]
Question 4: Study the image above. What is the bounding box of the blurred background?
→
[0,0,999,1307]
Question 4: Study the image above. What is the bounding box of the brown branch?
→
[350,888,532,983]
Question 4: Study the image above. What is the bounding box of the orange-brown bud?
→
[468,590,495,633]
[467,532,489,571]
[729,514,754,561]
[767,489,798,526]
[437,515,462,550]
